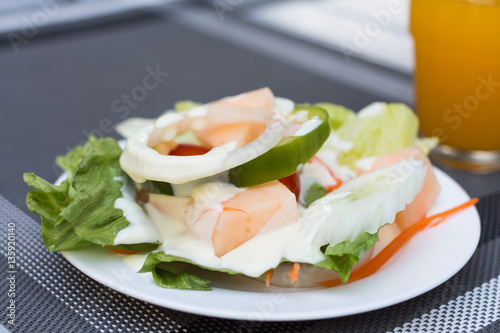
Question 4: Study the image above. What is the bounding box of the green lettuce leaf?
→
[59,138,130,245]
[152,267,211,291]
[25,137,158,251]
[140,251,243,291]
[303,182,327,208]
[24,173,91,251]
[56,135,97,175]
[315,103,355,130]
[336,103,418,168]
[314,232,379,282]
[140,251,239,274]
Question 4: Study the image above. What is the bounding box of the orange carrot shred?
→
[309,156,343,192]
[106,247,139,255]
[265,270,274,287]
[315,198,478,288]
[222,207,249,213]
[288,263,301,284]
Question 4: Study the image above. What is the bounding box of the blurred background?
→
[0,0,498,211]
[0,0,413,72]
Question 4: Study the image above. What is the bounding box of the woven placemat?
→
[1,192,499,333]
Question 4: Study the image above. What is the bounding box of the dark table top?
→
[1,3,499,332]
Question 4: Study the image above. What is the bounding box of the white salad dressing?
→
[112,91,427,280]
[358,102,385,118]
[293,117,322,136]
[113,177,161,245]
[354,156,376,172]
[315,133,356,181]
[287,109,310,124]
[115,160,427,277]
[120,111,286,184]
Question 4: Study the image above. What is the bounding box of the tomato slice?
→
[169,143,210,156]
[278,172,301,200]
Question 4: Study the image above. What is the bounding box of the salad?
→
[24,87,476,291]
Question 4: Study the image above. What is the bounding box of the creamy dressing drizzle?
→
[316,133,356,181]
[114,94,426,279]
[293,117,321,136]
[116,161,426,277]
[113,177,161,245]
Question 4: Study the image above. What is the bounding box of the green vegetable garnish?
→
[335,103,419,168]
[303,182,327,208]
[314,232,379,283]
[229,105,330,187]
[24,137,159,251]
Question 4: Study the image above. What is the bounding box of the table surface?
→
[1,3,499,332]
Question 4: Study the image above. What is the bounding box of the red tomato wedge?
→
[169,143,210,156]
[278,172,301,200]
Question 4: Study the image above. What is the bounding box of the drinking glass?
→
[410,0,500,172]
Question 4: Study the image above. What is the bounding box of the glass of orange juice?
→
[411,0,500,172]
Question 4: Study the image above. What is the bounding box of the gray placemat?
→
[1,191,499,333]
[1,4,500,331]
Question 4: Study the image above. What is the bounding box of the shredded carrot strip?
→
[106,247,138,255]
[326,184,341,193]
[315,198,479,288]
[309,156,343,192]
[288,263,301,284]
[222,207,248,213]
[265,270,274,287]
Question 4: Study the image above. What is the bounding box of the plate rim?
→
[61,167,481,321]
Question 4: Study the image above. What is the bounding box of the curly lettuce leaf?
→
[24,173,91,251]
[314,232,378,283]
[336,102,418,168]
[140,251,242,291]
[25,137,158,251]
[58,138,130,245]
[153,267,211,291]
[140,251,239,274]
[55,136,97,175]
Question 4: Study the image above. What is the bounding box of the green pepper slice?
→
[107,242,160,253]
[141,180,174,195]
[228,105,330,188]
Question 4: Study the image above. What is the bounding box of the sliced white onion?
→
[115,117,155,139]
[120,106,287,184]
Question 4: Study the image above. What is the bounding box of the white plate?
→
[62,168,480,321]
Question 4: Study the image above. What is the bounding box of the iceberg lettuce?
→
[336,102,419,168]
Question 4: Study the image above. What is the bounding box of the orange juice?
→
[411,0,500,152]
